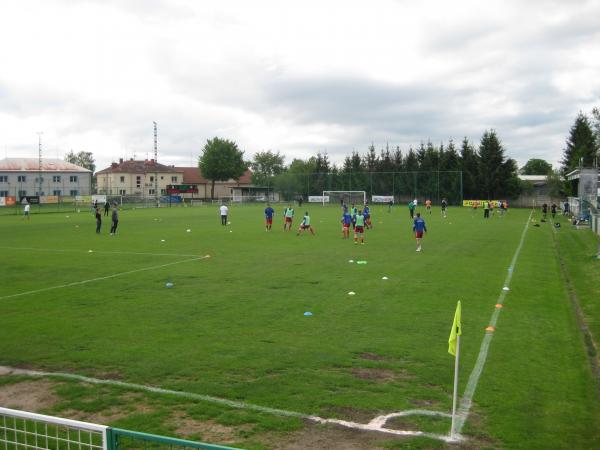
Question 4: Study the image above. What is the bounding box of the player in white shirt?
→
[219,204,229,225]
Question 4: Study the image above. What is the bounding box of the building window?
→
[70,190,78,196]
[0,176,8,183]
[53,190,61,196]
[18,190,26,197]
[18,176,26,182]
[35,191,45,196]
[53,175,61,182]
[0,190,8,197]
[35,177,44,183]
[160,188,166,195]
[69,175,78,182]
[149,189,155,195]
[150,176,154,182]
[120,176,125,183]
[136,176,141,188]
[171,176,177,182]
[119,189,126,195]
[160,176,164,180]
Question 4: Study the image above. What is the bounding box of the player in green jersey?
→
[297,212,315,235]
[354,210,366,244]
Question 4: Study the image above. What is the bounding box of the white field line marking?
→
[454,211,532,434]
[0,246,202,258]
[0,365,454,443]
[0,256,209,301]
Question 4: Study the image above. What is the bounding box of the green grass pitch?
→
[1,204,599,449]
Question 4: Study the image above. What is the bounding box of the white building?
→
[0,158,92,200]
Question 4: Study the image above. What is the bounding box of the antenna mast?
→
[153,122,158,206]
[37,132,43,196]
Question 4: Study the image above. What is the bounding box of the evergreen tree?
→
[363,143,378,172]
[561,112,598,173]
[459,137,479,199]
[392,147,404,171]
[312,152,331,194]
[477,130,519,198]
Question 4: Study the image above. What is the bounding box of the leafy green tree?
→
[250,150,285,187]
[199,137,247,199]
[273,158,315,200]
[546,170,566,198]
[65,150,95,173]
[561,112,598,174]
[520,158,552,175]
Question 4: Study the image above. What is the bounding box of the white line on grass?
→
[0,246,203,258]
[0,256,209,301]
[454,211,533,435]
[0,365,454,443]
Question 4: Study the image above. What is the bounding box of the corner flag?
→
[448,301,462,356]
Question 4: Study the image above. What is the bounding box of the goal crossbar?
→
[322,191,366,206]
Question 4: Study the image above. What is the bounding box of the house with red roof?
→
[96,159,275,201]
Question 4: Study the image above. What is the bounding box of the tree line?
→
[246,130,520,201]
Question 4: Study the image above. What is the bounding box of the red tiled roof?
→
[175,167,253,185]
[175,167,208,184]
[0,158,91,172]
[96,159,179,175]
[237,169,253,184]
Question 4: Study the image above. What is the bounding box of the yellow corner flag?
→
[448,301,462,356]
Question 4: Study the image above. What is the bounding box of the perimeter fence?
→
[0,407,238,450]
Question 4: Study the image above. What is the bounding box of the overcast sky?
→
[1,0,599,172]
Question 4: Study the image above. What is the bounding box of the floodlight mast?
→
[153,121,158,206]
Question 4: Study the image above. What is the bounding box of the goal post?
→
[322,191,366,207]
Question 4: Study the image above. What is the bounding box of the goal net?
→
[323,191,366,207]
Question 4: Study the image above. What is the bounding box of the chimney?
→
[111,162,118,169]
[119,158,123,164]
[151,159,155,163]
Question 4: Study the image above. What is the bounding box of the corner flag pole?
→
[451,333,460,439]
[448,300,462,440]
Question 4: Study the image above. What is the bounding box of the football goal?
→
[322,191,366,207]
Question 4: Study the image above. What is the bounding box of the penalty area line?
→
[0,246,203,258]
[0,255,210,301]
[0,366,454,443]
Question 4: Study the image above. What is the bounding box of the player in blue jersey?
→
[264,203,275,231]
[341,210,352,238]
[413,212,427,252]
[363,204,372,229]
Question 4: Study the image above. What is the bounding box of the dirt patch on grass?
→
[59,407,129,425]
[322,406,377,423]
[0,379,59,411]
[351,367,414,383]
[382,417,420,431]
[410,398,442,407]
[273,422,412,450]
[358,352,385,361]
[169,412,249,445]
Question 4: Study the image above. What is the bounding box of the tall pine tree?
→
[459,137,479,199]
[477,130,519,199]
[561,112,598,174]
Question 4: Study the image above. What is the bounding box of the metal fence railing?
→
[0,407,239,450]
